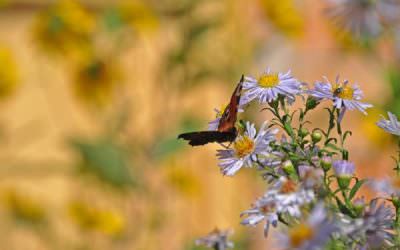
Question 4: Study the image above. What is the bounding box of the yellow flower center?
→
[280,179,298,193]
[234,136,255,158]
[333,85,354,100]
[258,73,279,88]
[289,223,315,247]
[260,203,276,214]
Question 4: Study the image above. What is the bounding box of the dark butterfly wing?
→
[177,75,243,147]
[178,130,236,146]
[218,75,244,132]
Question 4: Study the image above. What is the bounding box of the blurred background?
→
[0,0,399,249]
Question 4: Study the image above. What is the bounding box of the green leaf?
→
[325,143,341,151]
[342,130,352,142]
[186,20,219,44]
[349,179,367,200]
[335,197,352,216]
[305,97,319,111]
[153,117,202,160]
[103,8,124,31]
[71,138,134,188]
[325,238,347,250]
[153,136,184,159]
[324,137,337,145]
[325,108,335,130]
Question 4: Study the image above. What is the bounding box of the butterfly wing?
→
[178,130,236,146]
[177,75,244,146]
[217,75,244,133]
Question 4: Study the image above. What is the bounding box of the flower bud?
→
[352,197,365,216]
[320,156,332,172]
[282,160,296,176]
[333,160,355,190]
[298,128,309,138]
[311,131,322,143]
[305,97,319,111]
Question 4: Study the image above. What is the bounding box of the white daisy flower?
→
[308,76,372,122]
[216,121,278,176]
[241,177,315,237]
[240,68,301,105]
[376,111,400,136]
[277,204,336,250]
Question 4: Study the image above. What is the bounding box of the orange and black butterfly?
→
[178,75,244,146]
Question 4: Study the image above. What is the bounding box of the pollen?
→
[280,179,298,193]
[333,85,354,100]
[258,73,279,88]
[289,223,314,247]
[234,136,255,158]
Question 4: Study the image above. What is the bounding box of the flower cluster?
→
[326,0,400,39]
[186,67,400,250]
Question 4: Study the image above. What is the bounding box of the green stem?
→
[395,206,400,246]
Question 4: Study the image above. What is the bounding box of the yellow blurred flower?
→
[117,0,159,34]
[3,189,46,224]
[32,0,95,57]
[328,24,370,51]
[68,200,125,237]
[259,0,304,38]
[73,56,122,107]
[0,0,9,8]
[0,45,19,99]
[361,107,390,146]
[165,162,201,198]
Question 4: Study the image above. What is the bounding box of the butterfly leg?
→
[218,141,233,149]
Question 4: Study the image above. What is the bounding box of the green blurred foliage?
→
[153,116,202,160]
[385,66,400,115]
[70,137,135,188]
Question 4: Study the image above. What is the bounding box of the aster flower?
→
[337,199,394,248]
[376,0,400,23]
[298,165,324,189]
[240,68,301,105]
[277,204,336,250]
[195,228,234,250]
[333,160,355,189]
[216,121,278,176]
[272,177,315,217]
[333,160,355,178]
[376,112,400,136]
[326,0,399,39]
[370,176,400,197]
[240,195,279,237]
[241,177,315,237]
[266,177,314,217]
[308,76,372,121]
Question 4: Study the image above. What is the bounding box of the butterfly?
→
[178,75,244,146]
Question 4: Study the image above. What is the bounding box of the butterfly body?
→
[178,75,244,146]
[333,87,344,97]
